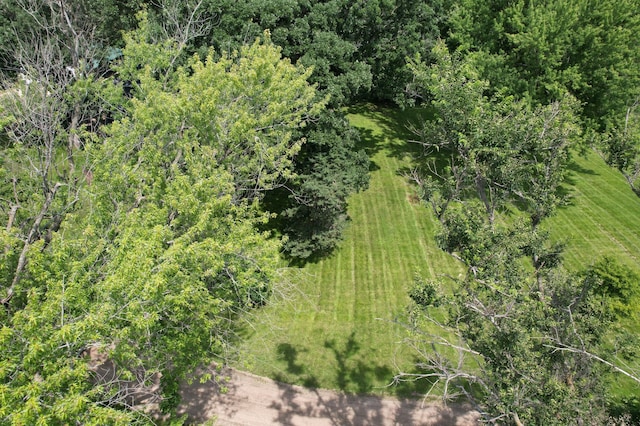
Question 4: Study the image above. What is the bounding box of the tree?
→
[447,0,640,128]
[274,110,369,259]
[407,41,580,229]
[601,100,640,196]
[1,15,324,422]
[407,41,503,224]
[0,0,114,307]
[342,0,448,104]
[195,0,449,106]
[399,203,640,424]
[199,0,372,107]
[399,40,639,423]
[136,0,378,259]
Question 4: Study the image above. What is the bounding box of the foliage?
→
[190,0,447,106]
[402,39,640,423]
[0,16,322,423]
[403,202,639,424]
[601,100,640,195]
[409,274,443,309]
[276,110,369,259]
[447,0,640,127]
[408,41,581,228]
[583,256,640,321]
[114,14,324,202]
[339,0,448,104]
[199,0,371,107]
[141,0,375,256]
[234,107,463,394]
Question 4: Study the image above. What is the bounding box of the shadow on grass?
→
[567,159,599,176]
[347,103,432,162]
[229,323,480,425]
[272,343,317,388]
[266,342,472,425]
[323,331,393,394]
[562,159,599,193]
[274,343,320,389]
[272,331,441,399]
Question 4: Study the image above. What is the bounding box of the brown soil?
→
[172,368,480,425]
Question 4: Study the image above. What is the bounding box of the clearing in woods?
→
[228,105,640,403]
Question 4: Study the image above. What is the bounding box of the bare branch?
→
[543,342,640,385]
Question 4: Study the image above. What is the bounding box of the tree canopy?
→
[408,41,580,229]
[2,0,640,423]
[0,13,325,423]
[400,36,640,425]
[403,207,639,424]
[448,0,640,127]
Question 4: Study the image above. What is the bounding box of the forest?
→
[1,0,640,424]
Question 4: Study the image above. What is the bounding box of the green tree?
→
[342,0,448,104]
[400,204,640,424]
[408,41,580,229]
[601,100,640,196]
[448,0,640,127]
[196,0,448,106]
[274,110,369,259]
[0,16,323,422]
[199,0,371,107]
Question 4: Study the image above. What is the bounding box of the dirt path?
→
[173,368,479,425]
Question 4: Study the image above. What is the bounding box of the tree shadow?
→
[273,342,320,389]
[173,365,239,424]
[352,124,382,171]
[391,360,441,400]
[567,158,599,176]
[323,331,393,395]
[172,362,478,426]
[277,343,306,375]
[347,103,433,163]
[168,340,479,425]
[272,331,400,397]
[562,159,599,191]
[268,365,475,426]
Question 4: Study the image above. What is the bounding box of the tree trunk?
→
[2,183,61,306]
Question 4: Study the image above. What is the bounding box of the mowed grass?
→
[546,152,640,273]
[234,105,640,397]
[233,105,462,395]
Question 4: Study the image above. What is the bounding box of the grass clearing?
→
[234,105,462,395]
[234,105,640,398]
[546,152,640,272]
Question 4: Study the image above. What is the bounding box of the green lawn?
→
[546,151,640,272]
[233,105,462,395]
[234,105,640,397]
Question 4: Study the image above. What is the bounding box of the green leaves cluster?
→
[601,101,640,195]
[1,17,324,423]
[112,19,324,203]
[409,41,580,228]
[448,0,640,127]
[407,203,639,424]
[196,0,447,106]
[277,111,369,259]
[403,40,640,424]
